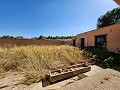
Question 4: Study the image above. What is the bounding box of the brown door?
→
[80,38,84,49]
[73,39,76,46]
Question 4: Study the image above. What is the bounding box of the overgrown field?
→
[0,45,87,84]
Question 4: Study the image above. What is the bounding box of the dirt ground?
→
[0,65,120,90]
[0,71,42,90]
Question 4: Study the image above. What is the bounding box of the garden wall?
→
[0,38,73,46]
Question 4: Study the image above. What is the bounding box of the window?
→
[95,35,106,48]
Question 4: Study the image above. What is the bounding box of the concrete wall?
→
[0,38,73,46]
[76,23,120,52]
[63,40,73,46]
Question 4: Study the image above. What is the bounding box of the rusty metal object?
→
[49,63,91,83]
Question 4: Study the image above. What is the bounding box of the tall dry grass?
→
[0,45,87,84]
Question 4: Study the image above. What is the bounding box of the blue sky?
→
[0,0,118,38]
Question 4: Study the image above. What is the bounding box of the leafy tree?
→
[32,35,75,40]
[38,35,44,39]
[1,35,14,39]
[15,36,24,39]
[31,37,38,39]
[97,7,120,28]
[46,36,51,39]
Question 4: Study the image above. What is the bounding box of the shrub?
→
[103,57,114,67]
[83,48,120,67]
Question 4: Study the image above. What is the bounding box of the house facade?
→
[76,23,120,52]
[114,0,120,5]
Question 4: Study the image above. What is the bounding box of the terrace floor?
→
[0,65,120,90]
[58,68,120,90]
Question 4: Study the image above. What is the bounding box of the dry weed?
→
[0,45,87,84]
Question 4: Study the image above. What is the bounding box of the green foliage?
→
[1,35,75,40]
[1,35,24,39]
[15,36,24,39]
[1,35,14,39]
[111,52,120,66]
[38,35,44,39]
[33,35,75,40]
[97,7,120,28]
[84,48,120,67]
[103,57,114,67]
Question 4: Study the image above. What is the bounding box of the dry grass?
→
[0,45,87,85]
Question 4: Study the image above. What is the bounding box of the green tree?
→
[47,36,51,39]
[38,35,44,39]
[15,36,24,39]
[97,7,120,28]
[1,35,14,38]
[32,37,38,39]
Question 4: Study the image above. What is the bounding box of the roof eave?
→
[114,0,120,5]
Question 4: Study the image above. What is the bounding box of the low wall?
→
[0,38,73,46]
[63,40,73,46]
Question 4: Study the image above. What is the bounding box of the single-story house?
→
[114,0,120,5]
[76,23,120,52]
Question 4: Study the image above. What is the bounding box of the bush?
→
[103,57,114,67]
[84,48,120,67]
